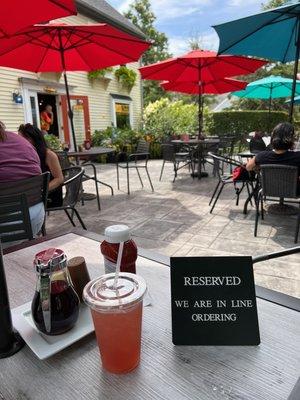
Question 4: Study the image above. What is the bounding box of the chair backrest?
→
[218,136,235,156]
[62,167,84,207]
[161,144,175,162]
[0,172,50,208]
[56,151,71,169]
[0,193,33,243]
[136,140,150,154]
[260,164,298,198]
[208,152,243,178]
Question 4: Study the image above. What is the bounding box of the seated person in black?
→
[18,124,64,208]
[246,122,300,194]
[249,131,267,153]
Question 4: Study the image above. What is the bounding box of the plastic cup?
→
[83,272,147,374]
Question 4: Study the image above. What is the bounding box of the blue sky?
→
[107,0,263,55]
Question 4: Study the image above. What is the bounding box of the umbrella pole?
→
[58,30,77,152]
[268,85,272,134]
[289,18,300,122]
[198,64,203,139]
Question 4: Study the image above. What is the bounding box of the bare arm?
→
[46,150,64,191]
[246,156,257,171]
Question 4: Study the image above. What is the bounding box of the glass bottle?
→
[31,248,80,336]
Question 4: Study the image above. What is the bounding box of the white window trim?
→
[111,97,133,128]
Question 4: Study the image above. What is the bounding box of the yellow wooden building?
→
[0,0,145,148]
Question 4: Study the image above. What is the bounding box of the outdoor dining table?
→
[171,138,220,179]
[1,230,299,400]
[67,146,115,198]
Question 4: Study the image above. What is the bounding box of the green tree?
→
[124,0,172,105]
[262,0,288,10]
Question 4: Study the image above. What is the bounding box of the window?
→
[111,95,132,128]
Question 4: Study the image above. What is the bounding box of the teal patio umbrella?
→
[213,0,300,120]
[233,75,300,132]
[286,94,300,103]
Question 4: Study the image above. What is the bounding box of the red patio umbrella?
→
[161,78,248,136]
[0,23,150,150]
[140,50,267,136]
[161,78,248,94]
[0,0,76,36]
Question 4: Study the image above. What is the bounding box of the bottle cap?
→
[83,273,146,312]
[104,225,131,244]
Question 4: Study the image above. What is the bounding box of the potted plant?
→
[114,66,137,91]
[87,67,114,82]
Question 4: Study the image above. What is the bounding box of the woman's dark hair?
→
[18,123,48,170]
[271,122,295,150]
[0,121,6,141]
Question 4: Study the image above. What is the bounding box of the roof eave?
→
[76,0,147,40]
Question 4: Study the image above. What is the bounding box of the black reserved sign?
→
[170,257,260,345]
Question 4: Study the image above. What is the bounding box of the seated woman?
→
[249,131,267,153]
[0,121,44,238]
[246,122,300,193]
[18,124,64,208]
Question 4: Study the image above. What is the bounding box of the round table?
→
[171,139,220,179]
[67,146,115,159]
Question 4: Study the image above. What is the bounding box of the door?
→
[61,95,91,149]
[26,90,41,128]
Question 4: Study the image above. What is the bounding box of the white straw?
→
[113,241,124,290]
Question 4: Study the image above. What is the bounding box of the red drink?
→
[83,273,146,374]
[91,302,142,373]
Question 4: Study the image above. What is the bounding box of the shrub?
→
[92,126,142,153]
[44,134,61,151]
[144,98,205,141]
[206,110,289,138]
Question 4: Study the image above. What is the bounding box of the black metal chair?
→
[208,152,254,214]
[46,167,87,230]
[159,144,194,182]
[116,140,154,195]
[0,194,33,244]
[254,164,300,243]
[56,150,103,210]
[0,172,50,236]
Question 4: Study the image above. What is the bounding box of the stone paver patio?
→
[46,160,300,298]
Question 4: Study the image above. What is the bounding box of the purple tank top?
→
[0,131,41,182]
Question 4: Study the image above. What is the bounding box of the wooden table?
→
[1,231,300,400]
[172,139,220,179]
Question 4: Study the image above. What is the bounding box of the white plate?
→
[11,302,94,360]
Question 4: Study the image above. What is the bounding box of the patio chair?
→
[0,194,33,243]
[46,167,87,230]
[159,144,194,182]
[0,172,50,236]
[254,164,300,243]
[208,152,254,214]
[56,150,102,210]
[116,140,154,195]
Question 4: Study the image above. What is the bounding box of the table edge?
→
[3,229,300,313]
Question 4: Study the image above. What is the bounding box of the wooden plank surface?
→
[1,233,300,400]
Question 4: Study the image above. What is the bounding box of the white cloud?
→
[118,0,212,21]
[227,0,261,6]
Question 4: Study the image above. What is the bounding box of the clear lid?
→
[83,273,146,311]
[104,225,131,244]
